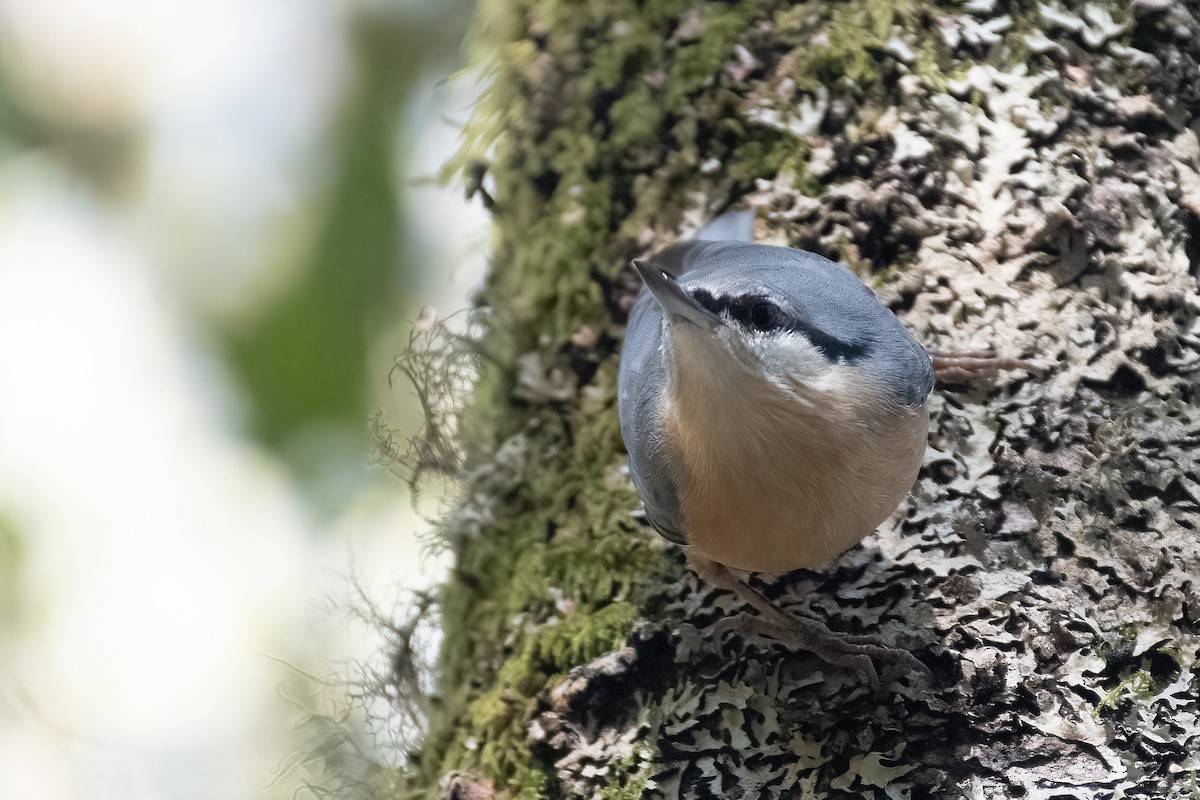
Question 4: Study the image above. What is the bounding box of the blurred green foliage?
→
[0,3,476,515]
[0,85,26,152]
[0,72,137,193]
[0,511,22,625]
[223,2,474,472]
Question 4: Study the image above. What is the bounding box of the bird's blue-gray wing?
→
[617,291,688,545]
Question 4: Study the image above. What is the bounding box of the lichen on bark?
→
[392,0,1200,798]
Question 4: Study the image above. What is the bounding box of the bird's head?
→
[632,258,870,402]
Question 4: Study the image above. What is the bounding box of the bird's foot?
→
[930,348,1043,384]
[716,612,930,691]
[689,555,930,691]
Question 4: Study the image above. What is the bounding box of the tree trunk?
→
[405,1,1200,798]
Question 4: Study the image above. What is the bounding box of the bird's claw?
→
[739,610,930,691]
[689,555,931,691]
[930,348,1044,384]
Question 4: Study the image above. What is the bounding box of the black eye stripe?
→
[691,289,721,314]
[687,289,869,363]
[688,290,789,329]
[690,290,776,325]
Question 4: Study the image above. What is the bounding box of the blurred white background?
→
[0,1,486,797]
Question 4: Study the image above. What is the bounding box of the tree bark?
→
[407,1,1200,798]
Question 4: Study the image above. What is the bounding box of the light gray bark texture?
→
[412,1,1200,798]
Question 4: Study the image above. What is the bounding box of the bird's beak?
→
[632,259,720,329]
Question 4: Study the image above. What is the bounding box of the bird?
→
[617,213,936,686]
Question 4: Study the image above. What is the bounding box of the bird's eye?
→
[748,300,782,331]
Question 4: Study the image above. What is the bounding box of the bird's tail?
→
[696,209,755,243]
[649,210,755,278]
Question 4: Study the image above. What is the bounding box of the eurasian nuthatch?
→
[618,215,936,682]
[619,223,933,574]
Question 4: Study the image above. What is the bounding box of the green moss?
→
[412,377,665,795]
[792,0,914,90]
[608,85,666,151]
[1098,669,1157,711]
[597,754,654,799]
[913,37,953,91]
[666,2,772,104]
[441,601,640,794]
[792,164,824,198]
[728,131,805,184]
